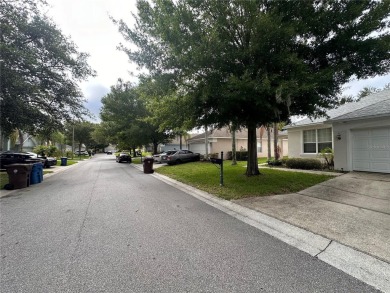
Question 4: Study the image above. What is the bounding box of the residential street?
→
[0,155,380,292]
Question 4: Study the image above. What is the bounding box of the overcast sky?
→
[46,0,389,122]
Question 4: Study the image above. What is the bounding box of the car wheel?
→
[176,159,182,164]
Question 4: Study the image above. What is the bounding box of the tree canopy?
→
[116,0,390,175]
[100,79,173,153]
[0,0,95,137]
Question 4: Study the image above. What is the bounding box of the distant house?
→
[187,127,288,159]
[286,89,390,173]
[157,135,190,153]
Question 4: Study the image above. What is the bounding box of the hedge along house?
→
[286,89,390,174]
[187,127,288,160]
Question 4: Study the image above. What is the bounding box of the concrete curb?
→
[133,164,390,292]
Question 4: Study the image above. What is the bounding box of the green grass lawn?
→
[155,161,332,200]
[56,159,79,166]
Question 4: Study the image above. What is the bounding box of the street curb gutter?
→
[133,165,390,292]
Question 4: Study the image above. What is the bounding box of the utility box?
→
[5,164,33,189]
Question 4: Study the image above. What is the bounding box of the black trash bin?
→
[61,157,68,166]
[143,157,154,174]
[4,164,33,189]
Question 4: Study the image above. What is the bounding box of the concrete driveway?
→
[233,172,390,264]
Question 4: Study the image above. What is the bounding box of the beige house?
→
[286,89,390,173]
[187,127,288,159]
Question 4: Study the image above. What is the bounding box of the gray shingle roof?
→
[287,89,390,127]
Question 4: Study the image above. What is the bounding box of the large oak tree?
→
[0,0,95,137]
[116,0,390,175]
[100,79,173,154]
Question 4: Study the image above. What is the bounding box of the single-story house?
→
[187,127,288,159]
[157,135,190,153]
[286,89,390,173]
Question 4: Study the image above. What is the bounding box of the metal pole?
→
[72,124,74,159]
[220,151,224,186]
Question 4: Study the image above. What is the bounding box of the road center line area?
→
[0,155,384,292]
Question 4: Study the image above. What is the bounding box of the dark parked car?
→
[27,152,57,168]
[166,150,200,165]
[116,153,132,163]
[153,150,177,164]
[0,152,45,169]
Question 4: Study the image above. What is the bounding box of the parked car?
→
[166,150,200,165]
[153,150,177,164]
[116,153,132,163]
[0,151,45,169]
[26,152,57,168]
[39,156,57,168]
[74,150,89,156]
[106,151,112,155]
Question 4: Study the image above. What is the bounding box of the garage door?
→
[352,127,390,173]
[188,143,210,155]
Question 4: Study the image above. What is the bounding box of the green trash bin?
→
[61,157,68,166]
[4,164,33,189]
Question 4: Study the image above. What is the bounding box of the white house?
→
[286,89,390,173]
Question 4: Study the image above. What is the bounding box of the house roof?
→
[187,127,286,143]
[287,89,390,127]
[188,128,249,142]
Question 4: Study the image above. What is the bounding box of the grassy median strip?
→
[155,161,332,200]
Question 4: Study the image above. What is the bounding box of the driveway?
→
[233,172,390,263]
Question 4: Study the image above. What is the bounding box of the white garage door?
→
[352,127,390,173]
[188,143,210,155]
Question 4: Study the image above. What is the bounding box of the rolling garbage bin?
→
[61,157,68,166]
[30,163,43,185]
[143,157,154,174]
[4,164,33,189]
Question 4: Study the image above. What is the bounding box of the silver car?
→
[153,150,176,164]
[166,150,200,165]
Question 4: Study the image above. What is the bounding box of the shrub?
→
[285,158,323,170]
[267,159,283,166]
[227,151,248,161]
[318,147,334,170]
[33,145,47,156]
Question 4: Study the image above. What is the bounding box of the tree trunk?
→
[231,125,237,165]
[245,125,260,176]
[267,126,271,160]
[18,129,23,151]
[153,142,158,154]
[273,123,279,160]
[179,134,182,150]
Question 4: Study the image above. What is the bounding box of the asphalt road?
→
[0,155,379,292]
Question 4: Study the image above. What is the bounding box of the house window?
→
[317,128,332,152]
[303,128,332,153]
